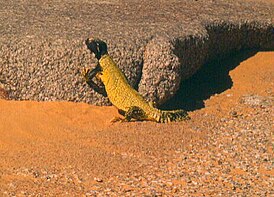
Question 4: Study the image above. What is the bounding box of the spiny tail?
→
[157,109,190,123]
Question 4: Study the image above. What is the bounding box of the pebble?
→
[94,178,103,183]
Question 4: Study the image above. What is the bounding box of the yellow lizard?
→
[82,38,189,123]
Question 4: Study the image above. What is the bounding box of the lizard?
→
[82,38,190,123]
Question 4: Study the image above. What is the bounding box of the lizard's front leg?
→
[82,64,107,97]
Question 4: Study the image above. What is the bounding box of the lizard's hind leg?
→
[124,106,147,122]
[110,106,147,123]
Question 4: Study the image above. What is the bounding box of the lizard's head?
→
[85,38,108,60]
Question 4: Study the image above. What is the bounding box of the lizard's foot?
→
[82,67,102,81]
[81,66,107,97]
[82,67,91,82]
[85,38,108,60]
[110,117,124,123]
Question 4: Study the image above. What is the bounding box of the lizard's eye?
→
[96,43,100,55]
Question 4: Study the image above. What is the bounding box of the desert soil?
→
[0,51,273,196]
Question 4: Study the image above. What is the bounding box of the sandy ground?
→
[0,51,273,195]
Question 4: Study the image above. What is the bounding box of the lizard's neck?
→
[99,54,112,71]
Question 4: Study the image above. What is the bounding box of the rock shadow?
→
[160,49,259,111]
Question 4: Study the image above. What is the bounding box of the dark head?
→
[85,38,108,60]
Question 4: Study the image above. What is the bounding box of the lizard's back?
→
[99,55,152,113]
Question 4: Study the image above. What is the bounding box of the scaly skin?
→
[83,38,189,123]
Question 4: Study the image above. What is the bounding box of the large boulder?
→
[0,0,273,105]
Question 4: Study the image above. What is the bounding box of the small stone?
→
[122,185,133,192]
[33,171,40,178]
[230,111,238,118]
[94,177,103,183]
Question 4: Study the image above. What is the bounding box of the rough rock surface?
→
[0,81,8,99]
[0,87,8,100]
[0,0,273,105]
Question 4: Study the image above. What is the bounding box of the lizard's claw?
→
[82,67,91,82]
[85,38,108,60]
[110,117,124,123]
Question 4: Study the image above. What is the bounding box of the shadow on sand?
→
[160,49,259,111]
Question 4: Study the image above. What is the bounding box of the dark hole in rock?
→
[160,49,259,111]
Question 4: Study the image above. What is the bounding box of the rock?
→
[0,0,273,105]
[240,94,273,107]
[0,85,8,100]
[139,36,181,105]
